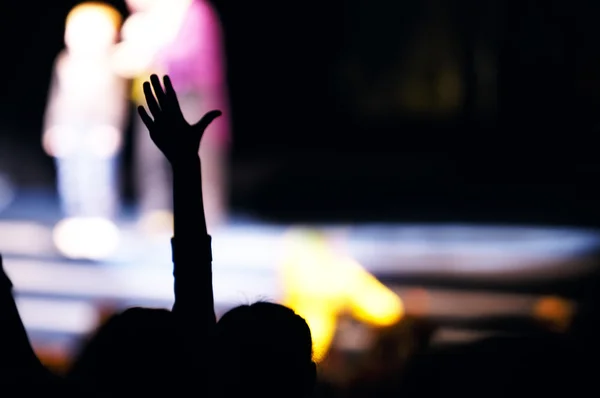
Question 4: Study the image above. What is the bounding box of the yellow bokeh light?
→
[281,230,404,362]
[65,2,122,52]
[295,307,338,362]
[343,257,404,326]
[66,2,123,29]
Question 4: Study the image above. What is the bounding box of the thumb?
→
[195,110,222,132]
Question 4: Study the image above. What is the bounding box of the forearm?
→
[171,155,215,325]
[0,275,47,382]
[138,73,220,328]
[172,155,206,238]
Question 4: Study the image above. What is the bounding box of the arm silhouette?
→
[138,74,221,327]
[0,254,54,386]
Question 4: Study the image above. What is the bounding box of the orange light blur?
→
[533,295,574,332]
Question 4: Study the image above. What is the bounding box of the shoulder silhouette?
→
[67,307,185,397]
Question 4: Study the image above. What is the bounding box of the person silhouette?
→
[67,307,184,397]
[0,254,48,385]
[43,2,127,260]
[215,302,317,398]
[66,73,223,398]
[0,254,89,396]
[138,74,316,398]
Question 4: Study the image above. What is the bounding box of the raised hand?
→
[137,74,222,164]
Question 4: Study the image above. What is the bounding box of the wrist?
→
[171,154,201,171]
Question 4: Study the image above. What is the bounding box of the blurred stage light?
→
[15,297,98,335]
[87,126,122,158]
[114,0,191,78]
[125,0,160,12]
[346,225,600,277]
[532,295,575,332]
[138,210,173,237]
[53,217,120,260]
[64,2,122,53]
[42,126,78,158]
[0,222,53,255]
[402,288,430,316]
[343,256,404,326]
[281,230,404,361]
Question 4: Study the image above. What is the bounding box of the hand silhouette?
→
[137,74,222,164]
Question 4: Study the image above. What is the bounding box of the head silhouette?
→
[67,307,183,397]
[215,302,316,398]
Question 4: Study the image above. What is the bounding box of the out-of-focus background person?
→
[43,2,126,260]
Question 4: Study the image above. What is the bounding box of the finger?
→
[143,81,161,118]
[148,129,163,150]
[163,75,182,112]
[150,74,168,109]
[137,106,155,130]
[196,110,222,131]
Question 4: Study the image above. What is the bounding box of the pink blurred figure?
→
[114,0,230,233]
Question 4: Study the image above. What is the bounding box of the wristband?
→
[171,235,213,276]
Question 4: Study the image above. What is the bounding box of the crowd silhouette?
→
[2,69,600,397]
[1,74,317,397]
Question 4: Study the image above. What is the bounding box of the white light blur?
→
[0,221,595,340]
[64,5,119,55]
[3,257,275,306]
[4,259,173,302]
[53,217,120,260]
[43,126,79,158]
[113,0,191,77]
[125,0,160,12]
[344,224,600,275]
[2,220,599,277]
[0,222,54,256]
[211,225,287,270]
[15,297,99,335]
[86,126,122,158]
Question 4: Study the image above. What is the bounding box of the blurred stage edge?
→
[1,198,596,372]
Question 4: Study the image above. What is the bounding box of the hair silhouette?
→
[67,307,183,397]
[215,302,316,397]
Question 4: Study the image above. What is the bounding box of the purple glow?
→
[155,0,230,142]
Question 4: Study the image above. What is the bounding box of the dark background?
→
[1,0,600,225]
